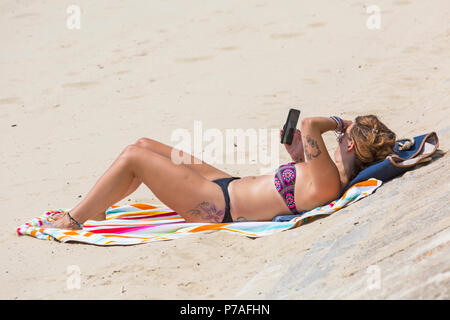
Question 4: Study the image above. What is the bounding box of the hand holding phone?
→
[280,128,305,162]
[280,108,301,145]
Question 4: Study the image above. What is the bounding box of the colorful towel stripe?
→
[16,179,382,245]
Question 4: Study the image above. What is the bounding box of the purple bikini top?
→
[274,162,302,215]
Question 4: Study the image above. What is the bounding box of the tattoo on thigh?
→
[185,201,225,223]
[304,135,322,160]
[236,216,248,222]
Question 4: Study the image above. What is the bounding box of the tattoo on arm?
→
[304,135,322,160]
[185,201,225,223]
[236,216,248,222]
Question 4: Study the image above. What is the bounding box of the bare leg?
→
[46,146,137,229]
[88,137,231,220]
[85,137,230,220]
[50,137,232,226]
[134,137,232,180]
[53,152,143,223]
[45,145,226,229]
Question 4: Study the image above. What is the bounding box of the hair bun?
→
[349,115,396,177]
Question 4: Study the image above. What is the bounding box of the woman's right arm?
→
[299,117,341,196]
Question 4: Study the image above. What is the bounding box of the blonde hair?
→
[348,115,396,179]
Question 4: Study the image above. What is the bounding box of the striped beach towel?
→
[16,179,382,246]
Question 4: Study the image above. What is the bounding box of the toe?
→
[52,212,65,220]
[40,222,56,229]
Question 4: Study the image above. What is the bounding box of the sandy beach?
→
[1,0,449,299]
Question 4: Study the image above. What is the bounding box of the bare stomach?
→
[228,175,290,221]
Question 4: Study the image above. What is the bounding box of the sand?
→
[0,0,449,299]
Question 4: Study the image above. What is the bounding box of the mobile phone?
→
[280,108,301,145]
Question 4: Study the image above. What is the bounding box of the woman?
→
[44,115,396,229]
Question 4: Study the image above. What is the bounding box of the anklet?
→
[66,212,83,229]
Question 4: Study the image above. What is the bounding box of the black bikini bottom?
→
[211,177,241,223]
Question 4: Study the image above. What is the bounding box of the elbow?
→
[300,117,314,130]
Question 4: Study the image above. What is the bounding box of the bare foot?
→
[41,213,82,230]
[50,212,65,221]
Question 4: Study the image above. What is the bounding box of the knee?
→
[119,144,142,161]
[133,137,154,149]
